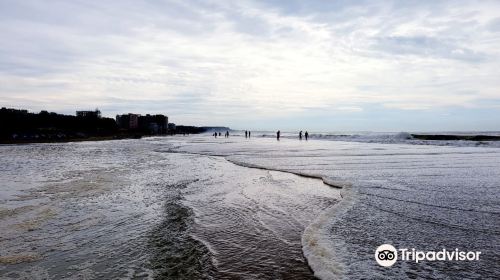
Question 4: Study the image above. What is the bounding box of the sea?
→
[0,131,499,279]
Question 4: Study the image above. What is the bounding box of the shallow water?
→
[172,135,500,279]
[0,139,339,279]
[1,135,499,279]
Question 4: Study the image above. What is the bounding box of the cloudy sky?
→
[1,0,499,131]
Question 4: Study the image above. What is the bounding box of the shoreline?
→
[4,132,500,146]
[0,134,170,145]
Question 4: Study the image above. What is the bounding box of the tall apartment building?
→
[116,113,139,130]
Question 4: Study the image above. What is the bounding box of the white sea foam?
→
[228,130,500,148]
[301,186,356,280]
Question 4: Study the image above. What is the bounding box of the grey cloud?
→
[1,0,499,129]
[228,13,272,37]
[486,17,500,32]
[0,0,222,80]
[253,0,375,16]
[372,35,486,63]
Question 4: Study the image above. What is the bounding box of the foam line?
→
[165,149,356,279]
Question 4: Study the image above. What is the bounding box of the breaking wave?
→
[233,131,500,147]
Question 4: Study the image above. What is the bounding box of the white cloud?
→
[0,0,499,128]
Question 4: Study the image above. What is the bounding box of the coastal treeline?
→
[0,107,229,143]
[0,108,119,143]
[0,107,219,143]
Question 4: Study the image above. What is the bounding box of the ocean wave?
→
[222,157,357,279]
[226,158,347,189]
[236,131,500,148]
[171,148,359,279]
[167,136,500,279]
[301,186,357,280]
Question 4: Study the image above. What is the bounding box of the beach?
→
[1,134,499,279]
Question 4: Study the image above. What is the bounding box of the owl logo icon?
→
[375,244,398,267]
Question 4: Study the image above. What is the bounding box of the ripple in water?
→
[0,140,340,279]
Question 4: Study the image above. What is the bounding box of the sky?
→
[1,0,499,131]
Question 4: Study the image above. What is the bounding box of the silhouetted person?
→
[299,131,303,140]
[214,132,217,138]
[248,131,251,137]
[277,130,280,141]
[226,131,229,138]
[245,130,248,138]
[305,131,309,140]
[219,132,221,137]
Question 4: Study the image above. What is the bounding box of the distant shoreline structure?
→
[2,107,499,145]
[0,107,229,144]
[410,134,500,141]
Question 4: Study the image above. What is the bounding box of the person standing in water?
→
[245,130,248,138]
[277,130,281,140]
[305,131,309,140]
[299,131,303,140]
[248,131,251,137]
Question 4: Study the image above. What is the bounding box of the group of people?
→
[298,130,309,140]
[276,130,309,141]
[212,130,309,141]
[213,131,230,138]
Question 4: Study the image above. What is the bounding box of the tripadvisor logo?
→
[375,244,397,267]
[375,244,481,267]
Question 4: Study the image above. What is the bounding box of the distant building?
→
[116,113,140,130]
[1,107,28,114]
[76,109,101,118]
[139,114,168,134]
[1,107,118,142]
[117,113,168,134]
[168,123,176,131]
[129,114,139,129]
